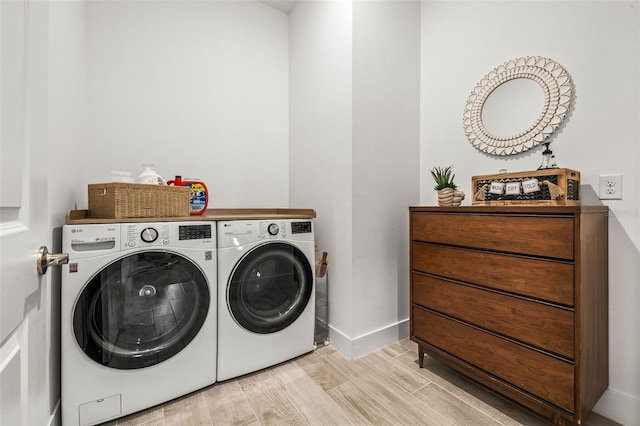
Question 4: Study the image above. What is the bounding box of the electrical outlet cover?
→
[598,174,623,200]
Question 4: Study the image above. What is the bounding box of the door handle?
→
[36,246,69,275]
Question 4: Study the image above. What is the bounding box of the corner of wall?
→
[593,388,640,426]
[329,319,409,360]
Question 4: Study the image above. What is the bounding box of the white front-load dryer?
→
[217,219,315,381]
[61,221,216,426]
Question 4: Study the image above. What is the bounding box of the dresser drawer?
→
[412,243,574,306]
[412,307,575,412]
[412,274,574,358]
[411,213,574,260]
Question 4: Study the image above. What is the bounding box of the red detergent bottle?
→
[167,175,209,215]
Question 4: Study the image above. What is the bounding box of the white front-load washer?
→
[217,219,315,381]
[61,221,216,426]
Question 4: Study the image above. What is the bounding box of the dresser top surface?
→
[410,205,608,214]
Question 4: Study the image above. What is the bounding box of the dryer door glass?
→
[228,242,313,334]
[73,251,210,369]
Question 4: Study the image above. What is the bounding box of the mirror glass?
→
[481,78,544,138]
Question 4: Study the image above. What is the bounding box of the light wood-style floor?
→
[104,338,619,426]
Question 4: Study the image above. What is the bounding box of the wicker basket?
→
[472,168,580,206]
[88,183,190,219]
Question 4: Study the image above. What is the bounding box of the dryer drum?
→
[73,251,210,369]
[227,242,313,334]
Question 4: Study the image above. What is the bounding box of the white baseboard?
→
[593,387,640,426]
[328,319,409,360]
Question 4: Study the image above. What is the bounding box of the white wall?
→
[421,2,640,424]
[84,0,290,209]
[290,0,355,346]
[49,1,86,221]
[351,0,420,354]
[43,1,87,424]
[290,0,420,358]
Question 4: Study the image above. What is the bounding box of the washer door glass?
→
[228,242,313,334]
[73,251,210,369]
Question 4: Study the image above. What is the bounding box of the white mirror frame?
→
[463,56,573,156]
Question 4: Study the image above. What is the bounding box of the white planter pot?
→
[437,188,465,207]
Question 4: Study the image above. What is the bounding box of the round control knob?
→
[140,227,159,243]
[267,223,279,236]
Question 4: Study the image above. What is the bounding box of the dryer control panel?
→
[218,220,314,248]
[291,221,312,234]
[260,221,286,239]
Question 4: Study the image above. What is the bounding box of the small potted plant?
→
[430,165,465,207]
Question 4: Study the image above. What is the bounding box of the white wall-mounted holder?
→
[463,56,573,156]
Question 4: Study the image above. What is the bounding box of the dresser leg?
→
[418,346,425,368]
[552,413,566,426]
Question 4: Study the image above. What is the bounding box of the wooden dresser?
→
[409,206,608,425]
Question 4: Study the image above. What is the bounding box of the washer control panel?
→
[140,227,159,243]
[122,222,214,249]
[179,224,212,240]
[124,223,170,248]
[63,224,120,253]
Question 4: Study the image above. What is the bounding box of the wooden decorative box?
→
[472,168,580,206]
[88,183,190,219]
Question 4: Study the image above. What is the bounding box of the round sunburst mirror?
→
[463,56,573,156]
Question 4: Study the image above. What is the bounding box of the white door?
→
[1,1,55,425]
